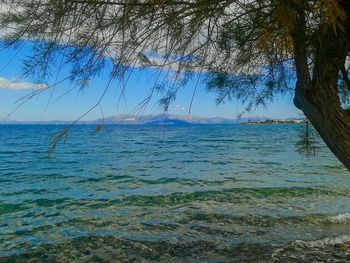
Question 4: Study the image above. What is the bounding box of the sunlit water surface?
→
[1,124,350,262]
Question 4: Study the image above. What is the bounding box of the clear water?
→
[1,124,350,262]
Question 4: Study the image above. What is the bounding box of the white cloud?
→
[168,104,186,113]
[0,77,47,90]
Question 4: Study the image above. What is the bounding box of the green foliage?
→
[296,120,319,156]
[0,0,348,113]
[48,127,70,158]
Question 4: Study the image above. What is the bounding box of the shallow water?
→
[1,124,350,262]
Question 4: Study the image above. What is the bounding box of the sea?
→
[1,124,350,262]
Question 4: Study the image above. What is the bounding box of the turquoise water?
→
[1,124,350,262]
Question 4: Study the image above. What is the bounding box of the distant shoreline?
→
[242,119,305,125]
[0,113,303,125]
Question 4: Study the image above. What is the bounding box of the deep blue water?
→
[1,124,350,262]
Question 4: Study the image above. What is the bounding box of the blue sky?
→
[0,43,301,122]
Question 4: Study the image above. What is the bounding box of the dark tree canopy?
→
[0,0,350,169]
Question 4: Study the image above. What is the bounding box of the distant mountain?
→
[0,119,71,125]
[0,114,274,125]
[93,113,240,125]
[0,118,18,124]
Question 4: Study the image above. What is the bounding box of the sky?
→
[0,43,301,122]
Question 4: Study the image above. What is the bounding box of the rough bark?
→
[295,81,350,171]
[292,3,350,171]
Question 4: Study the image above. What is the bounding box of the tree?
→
[0,0,350,169]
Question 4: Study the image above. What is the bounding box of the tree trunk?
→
[293,34,350,170]
[291,1,350,171]
[294,82,350,171]
[293,44,350,170]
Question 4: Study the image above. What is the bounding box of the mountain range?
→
[0,114,271,125]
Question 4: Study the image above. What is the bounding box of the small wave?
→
[329,213,350,224]
[295,234,350,248]
[272,234,350,262]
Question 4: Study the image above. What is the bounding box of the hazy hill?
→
[0,114,271,125]
[94,113,242,125]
